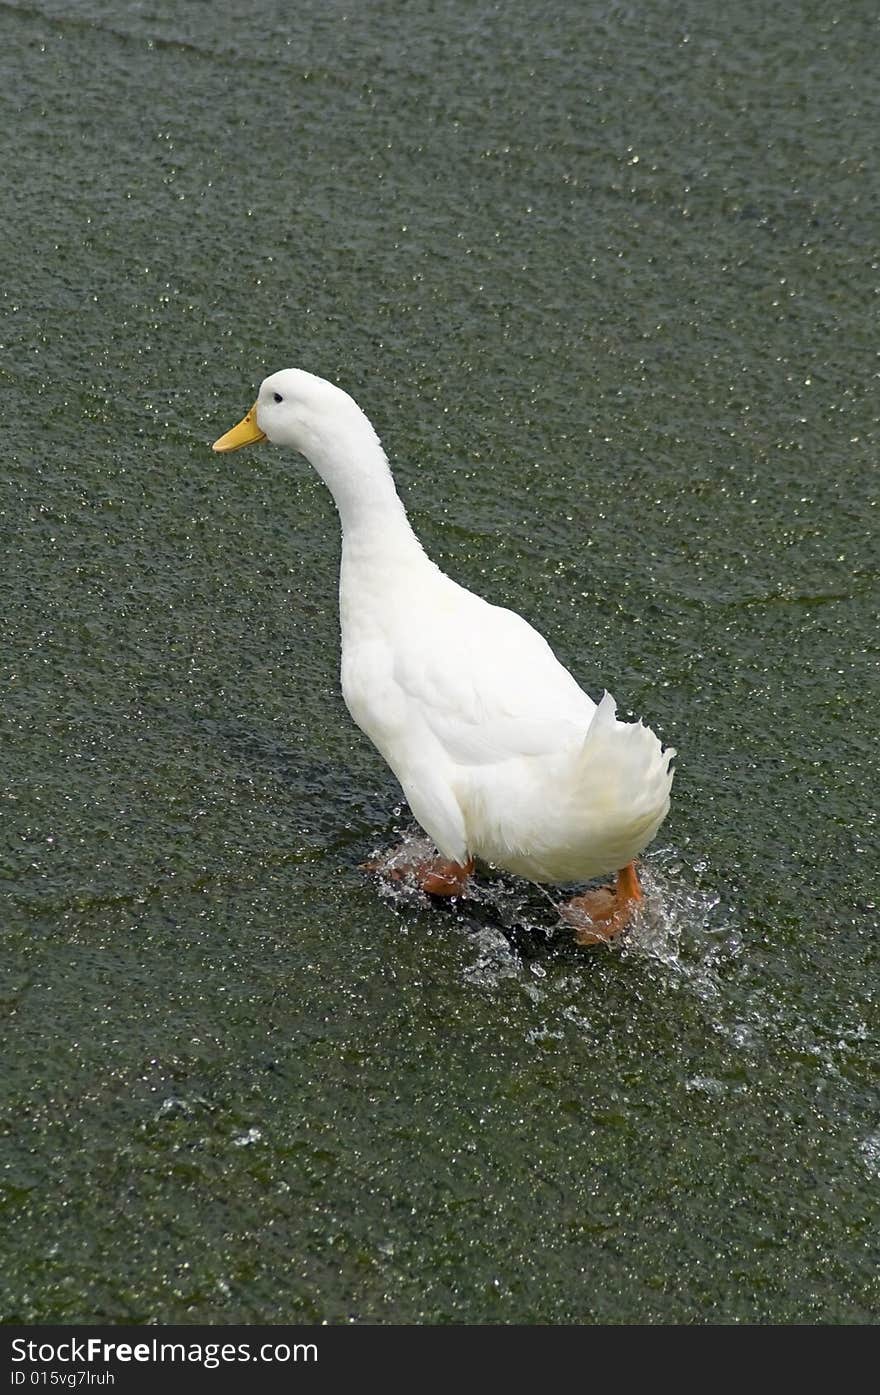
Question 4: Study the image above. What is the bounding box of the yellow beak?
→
[212,402,267,452]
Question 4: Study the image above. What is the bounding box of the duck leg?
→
[361,849,475,897]
[560,861,644,945]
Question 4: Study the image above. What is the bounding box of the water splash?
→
[462,925,521,987]
[620,849,741,1001]
[232,1127,263,1148]
[369,828,737,1003]
[369,829,868,1121]
[860,1132,880,1178]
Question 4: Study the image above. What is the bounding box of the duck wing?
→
[390,591,596,766]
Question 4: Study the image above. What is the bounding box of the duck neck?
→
[306,419,426,561]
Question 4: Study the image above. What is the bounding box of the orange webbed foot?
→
[560,862,644,946]
[362,848,475,898]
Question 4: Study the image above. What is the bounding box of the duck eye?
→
[273,392,283,403]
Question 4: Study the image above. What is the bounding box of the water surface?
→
[1,0,878,1323]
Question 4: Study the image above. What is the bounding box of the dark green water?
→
[2,0,878,1324]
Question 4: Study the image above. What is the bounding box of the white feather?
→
[235,369,675,884]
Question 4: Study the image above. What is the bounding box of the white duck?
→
[213,369,674,944]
